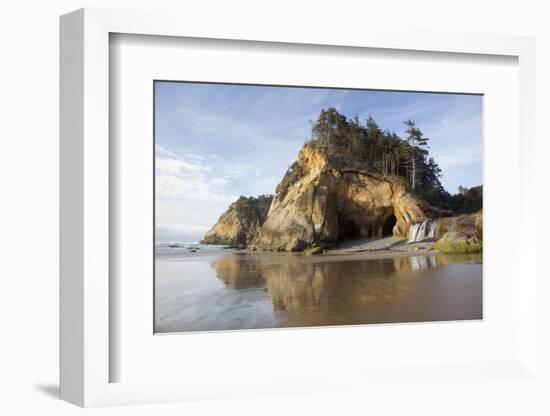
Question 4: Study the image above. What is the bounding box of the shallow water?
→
[155,245,482,333]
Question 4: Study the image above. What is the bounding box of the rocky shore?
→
[327,237,432,254]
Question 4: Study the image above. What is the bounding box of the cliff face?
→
[251,143,428,251]
[202,195,272,246]
[435,209,483,241]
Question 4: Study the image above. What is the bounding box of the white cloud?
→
[156,196,233,243]
[186,153,205,161]
[156,173,234,203]
[155,146,234,204]
[156,157,210,175]
[155,144,178,158]
[156,145,211,175]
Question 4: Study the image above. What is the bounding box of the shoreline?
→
[165,236,482,263]
[316,246,437,260]
[208,242,446,263]
[294,246,451,264]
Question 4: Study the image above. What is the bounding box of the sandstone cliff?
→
[251,142,429,251]
[202,195,273,246]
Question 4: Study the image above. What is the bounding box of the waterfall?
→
[408,219,439,243]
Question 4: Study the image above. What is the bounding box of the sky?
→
[155,81,482,243]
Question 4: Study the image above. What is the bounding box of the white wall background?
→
[0,0,548,414]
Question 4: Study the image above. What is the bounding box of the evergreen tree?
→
[307,108,460,209]
[403,119,429,190]
[311,108,348,162]
[365,114,382,169]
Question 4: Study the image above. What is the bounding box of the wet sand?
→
[155,246,482,333]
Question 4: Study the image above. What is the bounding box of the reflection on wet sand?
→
[154,247,482,333]
[207,251,482,329]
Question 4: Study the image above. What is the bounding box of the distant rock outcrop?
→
[202,195,273,246]
[250,142,429,251]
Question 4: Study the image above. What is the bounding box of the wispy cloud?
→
[156,174,234,203]
[156,158,210,174]
[155,144,238,241]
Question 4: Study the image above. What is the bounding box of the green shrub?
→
[433,240,482,254]
[303,246,323,255]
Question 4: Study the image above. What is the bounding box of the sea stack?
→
[250,142,428,251]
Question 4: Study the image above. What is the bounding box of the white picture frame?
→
[60,7,537,407]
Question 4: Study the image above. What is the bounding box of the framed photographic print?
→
[153,81,483,334]
[60,8,538,407]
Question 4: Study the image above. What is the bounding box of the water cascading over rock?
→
[408,219,439,243]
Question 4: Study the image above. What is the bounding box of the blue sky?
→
[155,82,482,242]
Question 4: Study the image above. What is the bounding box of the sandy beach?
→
[155,244,482,333]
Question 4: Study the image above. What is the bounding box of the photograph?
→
[5,0,541,412]
[154,81,483,333]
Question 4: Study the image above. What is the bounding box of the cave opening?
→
[339,218,362,241]
[382,214,397,237]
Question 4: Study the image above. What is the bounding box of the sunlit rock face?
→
[202,195,273,246]
[251,143,428,251]
[435,209,483,240]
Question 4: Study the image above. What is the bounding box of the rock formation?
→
[202,140,483,252]
[202,195,272,246]
[430,209,483,253]
[434,210,482,241]
[251,142,429,251]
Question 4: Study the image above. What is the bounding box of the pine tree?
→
[308,109,450,206]
[365,114,382,170]
[403,119,429,190]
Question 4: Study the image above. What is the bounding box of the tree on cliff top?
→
[403,119,429,190]
[309,108,448,208]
